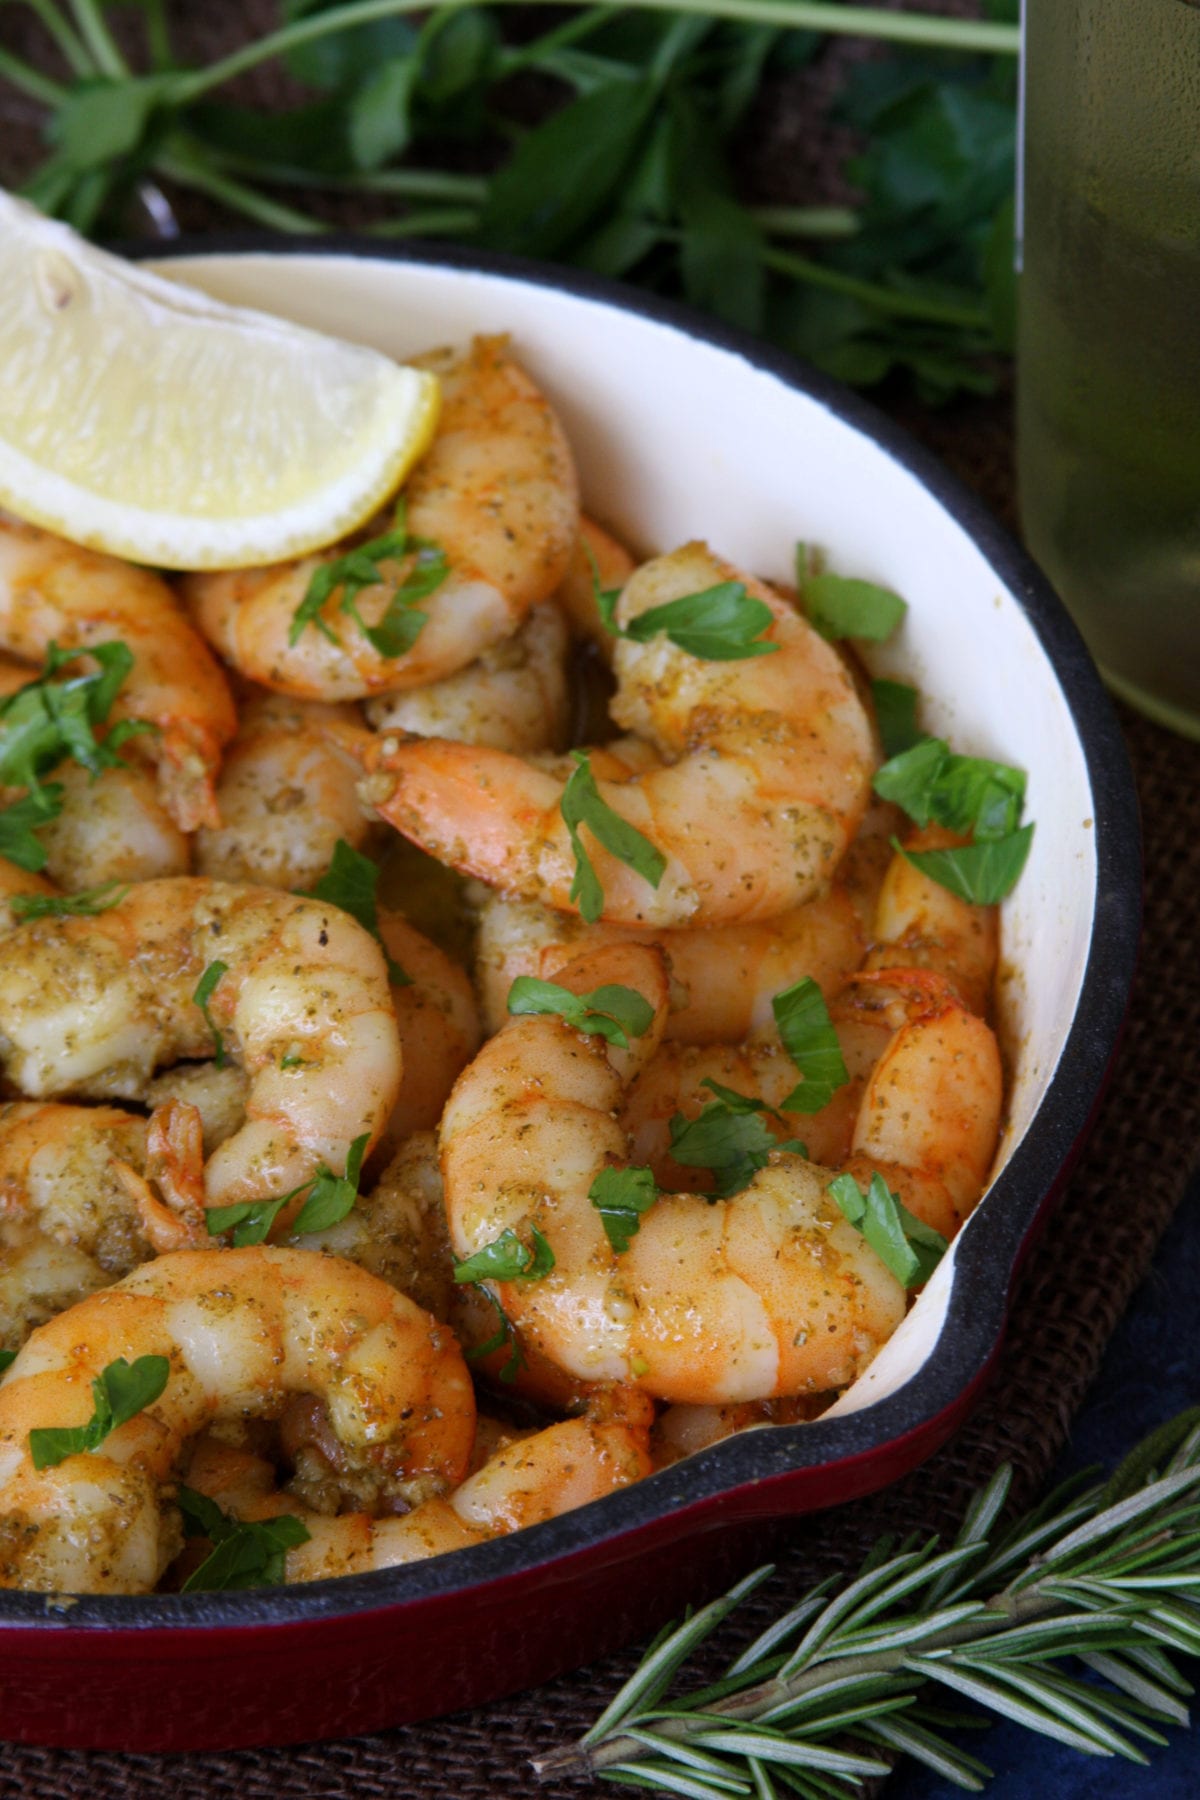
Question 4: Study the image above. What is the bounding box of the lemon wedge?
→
[0,193,441,570]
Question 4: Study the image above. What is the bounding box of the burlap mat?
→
[2,8,1196,1793]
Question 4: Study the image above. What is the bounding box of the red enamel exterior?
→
[0,1357,996,1752]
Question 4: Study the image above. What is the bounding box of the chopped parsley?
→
[303,840,411,985]
[11,879,128,922]
[507,975,654,1048]
[28,1354,170,1470]
[828,1170,947,1289]
[589,1164,659,1253]
[795,544,907,642]
[289,500,448,658]
[178,1486,310,1592]
[206,1134,371,1245]
[193,960,229,1068]
[560,749,666,924]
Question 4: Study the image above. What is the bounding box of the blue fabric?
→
[888,1173,1200,1799]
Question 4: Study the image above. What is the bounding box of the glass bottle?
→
[1017,0,1200,735]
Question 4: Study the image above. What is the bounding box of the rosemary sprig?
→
[534,1412,1200,1794]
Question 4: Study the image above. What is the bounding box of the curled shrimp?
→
[365,600,570,754]
[622,967,1003,1239]
[0,1101,156,1347]
[862,826,999,1017]
[474,885,865,1044]
[440,942,906,1403]
[181,1410,650,1581]
[0,877,402,1208]
[34,760,190,889]
[182,338,579,701]
[0,1247,476,1593]
[194,692,373,890]
[0,519,237,830]
[357,542,875,926]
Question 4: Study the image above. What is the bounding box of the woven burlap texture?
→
[0,6,1192,1793]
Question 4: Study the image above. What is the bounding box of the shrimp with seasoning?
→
[180,1408,651,1581]
[194,691,373,890]
[0,877,402,1208]
[440,942,907,1403]
[182,338,579,701]
[622,967,1003,1241]
[0,519,237,830]
[473,884,866,1044]
[0,1247,475,1593]
[356,541,875,926]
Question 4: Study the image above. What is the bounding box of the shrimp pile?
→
[0,329,1012,1596]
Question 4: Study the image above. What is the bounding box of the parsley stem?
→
[68,0,128,77]
[171,1,1019,102]
[368,207,482,238]
[154,148,329,236]
[763,245,991,329]
[496,4,619,74]
[20,0,93,78]
[196,149,489,206]
[751,204,860,240]
[0,44,66,104]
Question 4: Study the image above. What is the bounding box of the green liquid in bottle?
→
[1017,0,1200,734]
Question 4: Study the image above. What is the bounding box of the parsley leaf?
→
[178,1485,310,1592]
[560,749,666,924]
[28,1354,170,1470]
[0,1349,16,1374]
[875,737,1026,841]
[828,1170,947,1289]
[873,733,1034,904]
[289,501,448,657]
[11,880,128,922]
[206,1195,289,1248]
[193,960,229,1068]
[0,640,153,792]
[773,977,849,1115]
[897,825,1034,907]
[871,679,923,759]
[669,1079,808,1200]
[304,840,411,985]
[453,1226,556,1285]
[589,1164,659,1253]
[465,1287,524,1384]
[206,1134,372,1245]
[291,1132,370,1235]
[506,975,654,1048]
[795,547,907,642]
[619,582,778,662]
[0,785,63,872]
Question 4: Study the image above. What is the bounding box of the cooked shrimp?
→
[0,519,237,830]
[182,337,579,701]
[0,1101,158,1346]
[182,1411,650,1582]
[440,942,906,1403]
[554,517,637,655]
[193,692,373,890]
[0,1247,475,1593]
[377,910,481,1146]
[474,884,865,1043]
[0,878,402,1208]
[365,601,569,754]
[652,1396,829,1468]
[863,825,999,1017]
[621,968,1003,1239]
[358,542,875,926]
[34,761,190,890]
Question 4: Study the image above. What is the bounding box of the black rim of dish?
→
[0,237,1143,1632]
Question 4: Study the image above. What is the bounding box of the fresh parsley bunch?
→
[2,0,1018,403]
